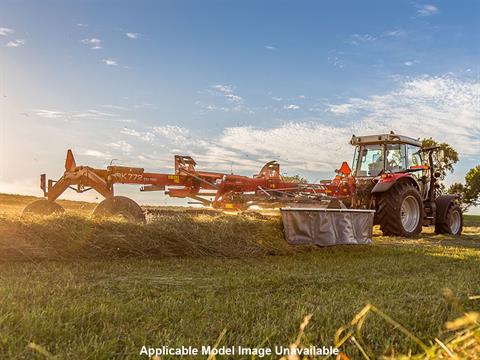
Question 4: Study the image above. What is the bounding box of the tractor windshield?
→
[385,144,407,173]
[354,143,422,177]
[355,144,384,177]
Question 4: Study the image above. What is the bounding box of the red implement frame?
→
[41,150,353,210]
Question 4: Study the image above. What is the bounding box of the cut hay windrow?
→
[0,212,319,261]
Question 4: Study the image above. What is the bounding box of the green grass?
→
[1,194,480,359]
[464,214,480,227]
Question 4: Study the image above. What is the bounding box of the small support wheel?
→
[92,196,146,223]
[23,199,65,216]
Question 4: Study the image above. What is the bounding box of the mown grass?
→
[0,213,307,261]
[1,194,480,359]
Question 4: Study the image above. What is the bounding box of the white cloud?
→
[271,97,282,102]
[126,32,139,39]
[348,34,376,45]
[212,84,243,104]
[73,109,115,118]
[200,84,253,114]
[383,29,406,37]
[327,50,345,68]
[283,104,300,110]
[102,104,128,110]
[83,149,109,158]
[102,58,118,66]
[328,103,355,115]
[81,38,102,50]
[111,122,353,174]
[327,75,480,155]
[0,27,14,36]
[200,104,241,113]
[32,108,125,121]
[109,140,133,153]
[33,109,65,119]
[123,122,352,173]
[121,127,154,142]
[211,123,353,171]
[6,39,25,48]
[120,125,191,149]
[153,125,190,143]
[121,127,142,137]
[265,45,277,51]
[76,23,87,27]
[403,60,419,66]
[134,103,156,109]
[417,4,439,16]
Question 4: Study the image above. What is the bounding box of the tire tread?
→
[376,182,423,237]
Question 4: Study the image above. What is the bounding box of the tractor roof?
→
[350,132,421,147]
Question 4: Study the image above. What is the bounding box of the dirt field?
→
[1,193,479,359]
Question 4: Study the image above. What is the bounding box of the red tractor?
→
[337,132,463,237]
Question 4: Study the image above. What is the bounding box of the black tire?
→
[23,199,65,215]
[376,182,424,237]
[435,202,463,235]
[92,196,145,223]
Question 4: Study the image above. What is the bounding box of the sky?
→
[0,0,479,212]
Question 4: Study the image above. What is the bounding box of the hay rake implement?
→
[24,149,347,220]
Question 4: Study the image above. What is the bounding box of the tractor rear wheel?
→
[376,182,423,237]
[23,199,65,216]
[92,196,145,223]
[435,202,463,235]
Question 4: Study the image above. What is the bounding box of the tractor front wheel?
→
[435,202,463,235]
[23,199,65,216]
[92,196,146,223]
[376,182,423,237]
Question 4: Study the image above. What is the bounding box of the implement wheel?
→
[23,199,65,216]
[376,182,423,237]
[92,196,145,223]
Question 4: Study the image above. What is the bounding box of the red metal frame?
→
[41,150,350,210]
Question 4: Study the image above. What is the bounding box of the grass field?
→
[1,193,480,359]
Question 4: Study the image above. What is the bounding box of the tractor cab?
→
[350,133,424,178]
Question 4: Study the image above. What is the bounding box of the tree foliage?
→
[282,174,308,184]
[421,137,459,180]
[449,165,480,210]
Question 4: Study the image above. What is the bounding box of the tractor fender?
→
[371,174,419,194]
[435,194,460,224]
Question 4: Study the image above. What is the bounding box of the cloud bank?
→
[74,76,480,177]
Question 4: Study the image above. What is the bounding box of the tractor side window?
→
[386,144,406,173]
[407,145,422,167]
[407,145,423,179]
[357,145,384,176]
[352,146,359,175]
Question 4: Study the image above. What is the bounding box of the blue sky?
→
[0,1,479,212]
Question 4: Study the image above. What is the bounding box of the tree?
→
[449,165,480,210]
[282,174,308,184]
[421,138,459,180]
